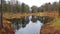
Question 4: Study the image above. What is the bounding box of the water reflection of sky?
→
[15,20,43,34]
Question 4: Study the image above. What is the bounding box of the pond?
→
[6,16,53,34]
[15,16,43,34]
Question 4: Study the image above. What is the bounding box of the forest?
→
[0,0,60,13]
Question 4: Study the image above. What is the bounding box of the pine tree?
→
[21,3,26,13]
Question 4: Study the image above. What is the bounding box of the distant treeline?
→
[0,0,60,13]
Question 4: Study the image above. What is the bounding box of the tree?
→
[25,5,30,13]
[58,1,60,16]
[52,2,58,11]
[7,1,11,12]
[38,6,45,12]
[44,2,52,11]
[2,0,7,12]
[0,1,1,12]
[15,1,21,13]
[21,3,26,13]
[31,6,38,13]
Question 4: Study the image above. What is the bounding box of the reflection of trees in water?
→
[6,16,29,30]
[6,16,54,30]
[22,16,29,28]
[31,16,54,24]
[38,16,54,24]
[38,16,44,23]
[31,16,38,22]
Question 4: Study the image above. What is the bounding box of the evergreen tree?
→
[15,1,21,13]
[25,5,29,13]
[58,1,60,16]
[21,3,26,13]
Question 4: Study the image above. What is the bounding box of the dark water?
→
[15,16,43,34]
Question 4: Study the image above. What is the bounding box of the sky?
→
[18,0,59,7]
[6,0,59,7]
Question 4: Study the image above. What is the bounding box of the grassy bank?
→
[51,18,60,29]
[40,17,60,34]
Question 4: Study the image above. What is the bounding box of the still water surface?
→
[15,16,43,34]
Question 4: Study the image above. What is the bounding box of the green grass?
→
[52,18,60,27]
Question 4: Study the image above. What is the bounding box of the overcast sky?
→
[6,0,59,7]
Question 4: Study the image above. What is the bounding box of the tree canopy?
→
[1,0,60,13]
